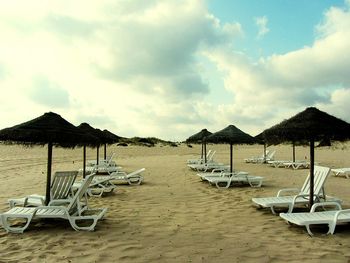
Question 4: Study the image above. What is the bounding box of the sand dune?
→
[1,143,350,262]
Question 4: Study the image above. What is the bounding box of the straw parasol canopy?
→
[255,132,298,163]
[186,128,212,162]
[102,129,120,159]
[0,112,99,204]
[206,125,255,173]
[260,107,350,208]
[102,129,121,143]
[77,122,108,177]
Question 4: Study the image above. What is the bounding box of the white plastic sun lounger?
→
[187,150,213,165]
[87,153,116,166]
[245,150,275,164]
[267,160,289,168]
[8,171,78,208]
[73,176,117,197]
[187,151,216,167]
[280,202,350,236]
[244,150,270,163]
[196,167,232,179]
[206,172,263,188]
[82,164,123,175]
[252,166,341,214]
[198,169,248,181]
[331,168,350,179]
[188,162,229,172]
[283,161,311,170]
[1,174,107,233]
[108,168,145,185]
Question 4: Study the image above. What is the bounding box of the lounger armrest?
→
[211,169,224,173]
[277,188,300,197]
[23,196,45,206]
[25,195,45,201]
[110,171,127,176]
[310,202,342,212]
[219,172,234,178]
[329,208,350,234]
[292,193,321,201]
[334,209,350,219]
[48,199,72,206]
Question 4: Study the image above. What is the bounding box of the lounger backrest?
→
[262,150,270,158]
[300,166,331,196]
[267,150,276,160]
[206,150,212,159]
[127,168,146,178]
[207,151,216,162]
[67,174,94,213]
[106,153,116,165]
[51,171,78,200]
[90,175,113,186]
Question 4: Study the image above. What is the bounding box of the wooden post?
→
[292,142,296,162]
[201,142,204,159]
[96,146,99,165]
[204,142,207,164]
[230,143,233,173]
[83,145,86,178]
[309,139,315,209]
[45,142,53,205]
[104,144,107,160]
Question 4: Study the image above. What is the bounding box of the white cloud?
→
[0,0,349,140]
[255,16,270,38]
[203,3,350,134]
[0,0,243,140]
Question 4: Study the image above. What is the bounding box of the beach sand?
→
[1,142,350,262]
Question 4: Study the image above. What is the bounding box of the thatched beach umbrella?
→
[0,112,99,204]
[102,129,120,159]
[77,123,107,177]
[261,107,350,208]
[254,133,269,163]
[255,132,298,163]
[206,125,255,173]
[186,129,212,163]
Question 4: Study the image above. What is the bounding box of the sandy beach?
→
[1,142,350,262]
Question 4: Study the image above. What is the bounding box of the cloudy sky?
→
[1,0,350,141]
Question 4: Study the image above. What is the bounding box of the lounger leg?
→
[305,223,334,236]
[248,180,262,188]
[87,189,104,197]
[286,204,294,213]
[68,208,107,231]
[270,206,277,215]
[69,217,98,231]
[327,223,335,235]
[305,225,314,236]
[128,177,143,185]
[215,180,230,189]
[1,214,33,233]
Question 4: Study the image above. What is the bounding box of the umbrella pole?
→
[201,142,204,159]
[263,143,267,163]
[104,144,107,160]
[230,143,233,173]
[96,146,99,165]
[292,142,296,162]
[83,145,86,178]
[204,141,207,164]
[45,142,53,205]
[309,139,315,209]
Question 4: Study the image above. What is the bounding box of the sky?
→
[1,0,350,141]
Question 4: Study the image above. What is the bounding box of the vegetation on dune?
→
[117,137,179,147]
